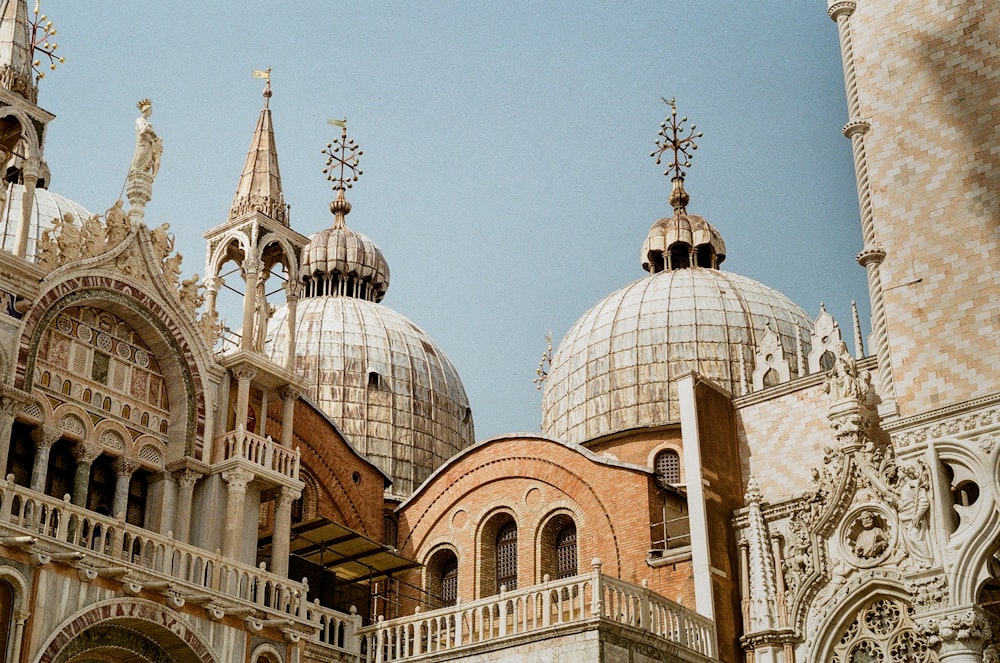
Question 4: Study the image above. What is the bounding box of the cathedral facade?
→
[0,1,997,662]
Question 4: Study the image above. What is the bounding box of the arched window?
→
[555,523,577,579]
[45,439,75,501]
[383,512,398,549]
[441,557,458,606]
[655,449,681,486]
[496,521,518,592]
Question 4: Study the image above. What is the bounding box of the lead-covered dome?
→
[541,268,813,443]
[265,184,473,498]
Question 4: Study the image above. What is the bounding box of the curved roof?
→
[264,295,474,498]
[541,268,813,444]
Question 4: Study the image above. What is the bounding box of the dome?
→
[0,182,93,260]
[264,296,474,498]
[541,268,813,444]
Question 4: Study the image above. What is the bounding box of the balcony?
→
[357,559,717,662]
[213,427,301,486]
[0,477,356,658]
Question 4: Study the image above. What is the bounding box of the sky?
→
[38,2,867,441]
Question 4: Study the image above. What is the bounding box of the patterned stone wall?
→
[848,1,1000,416]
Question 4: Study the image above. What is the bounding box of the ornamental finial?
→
[322,119,362,226]
[650,98,703,211]
[30,0,65,83]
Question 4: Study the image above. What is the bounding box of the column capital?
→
[232,366,257,382]
[917,606,992,660]
[284,279,304,301]
[71,442,102,464]
[279,385,302,402]
[827,1,856,21]
[222,467,255,493]
[174,468,203,490]
[113,456,141,477]
[276,486,301,510]
[31,425,61,449]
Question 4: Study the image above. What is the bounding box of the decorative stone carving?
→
[162,252,183,288]
[37,227,56,271]
[81,214,107,259]
[847,509,889,561]
[105,199,131,247]
[919,607,992,657]
[53,213,82,263]
[197,310,223,347]
[907,575,948,613]
[149,222,174,263]
[752,324,791,390]
[824,340,872,405]
[808,304,843,374]
[781,517,813,595]
[178,275,203,316]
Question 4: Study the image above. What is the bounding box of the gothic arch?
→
[257,234,300,284]
[32,598,218,663]
[17,279,209,461]
[0,108,40,160]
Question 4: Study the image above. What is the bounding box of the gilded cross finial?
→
[30,1,65,82]
[650,97,702,180]
[322,120,363,191]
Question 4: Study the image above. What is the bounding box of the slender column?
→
[14,160,38,258]
[279,386,300,449]
[240,258,261,350]
[233,366,257,434]
[29,426,60,492]
[112,457,139,520]
[0,395,17,477]
[173,468,202,542]
[203,275,222,320]
[284,281,302,370]
[271,486,300,577]
[11,609,29,663]
[221,467,255,559]
[70,443,101,506]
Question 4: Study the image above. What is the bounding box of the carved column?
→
[29,426,60,492]
[279,386,300,449]
[203,275,222,321]
[173,468,202,543]
[271,486,300,578]
[233,366,257,435]
[221,467,255,560]
[0,395,17,477]
[240,258,261,351]
[829,1,897,415]
[70,443,101,507]
[918,606,992,663]
[112,457,139,520]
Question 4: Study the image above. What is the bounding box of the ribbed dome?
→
[300,226,390,302]
[0,183,93,260]
[541,268,813,444]
[264,294,474,499]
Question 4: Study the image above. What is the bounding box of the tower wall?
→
[838,0,1000,416]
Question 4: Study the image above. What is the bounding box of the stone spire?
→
[0,0,34,101]
[229,70,288,225]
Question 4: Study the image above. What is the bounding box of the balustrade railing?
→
[214,427,300,481]
[0,477,359,655]
[358,559,716,662]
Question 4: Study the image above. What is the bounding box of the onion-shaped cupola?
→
[299,130,389,302]
[641,99,725,273]
[541,101,813,444]
[265,122,474,498]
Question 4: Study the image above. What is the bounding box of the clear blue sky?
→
[40,2,866,440]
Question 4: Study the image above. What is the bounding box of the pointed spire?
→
[229,69,287,225]
[0,0,33,100]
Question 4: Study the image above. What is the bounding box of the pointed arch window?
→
[496,521,518,592]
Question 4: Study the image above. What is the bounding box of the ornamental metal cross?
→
[30,0,65,81]
[322,122,363,191]
[650,97,702,180]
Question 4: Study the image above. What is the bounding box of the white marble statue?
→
[130,99,163,178]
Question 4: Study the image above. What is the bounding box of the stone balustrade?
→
[214,428,300,481]
[0,477,356,654]
[357,559,716,662]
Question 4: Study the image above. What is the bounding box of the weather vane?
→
[322,120,363,191]
[650,97,702,180]
[30,0,65,82]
